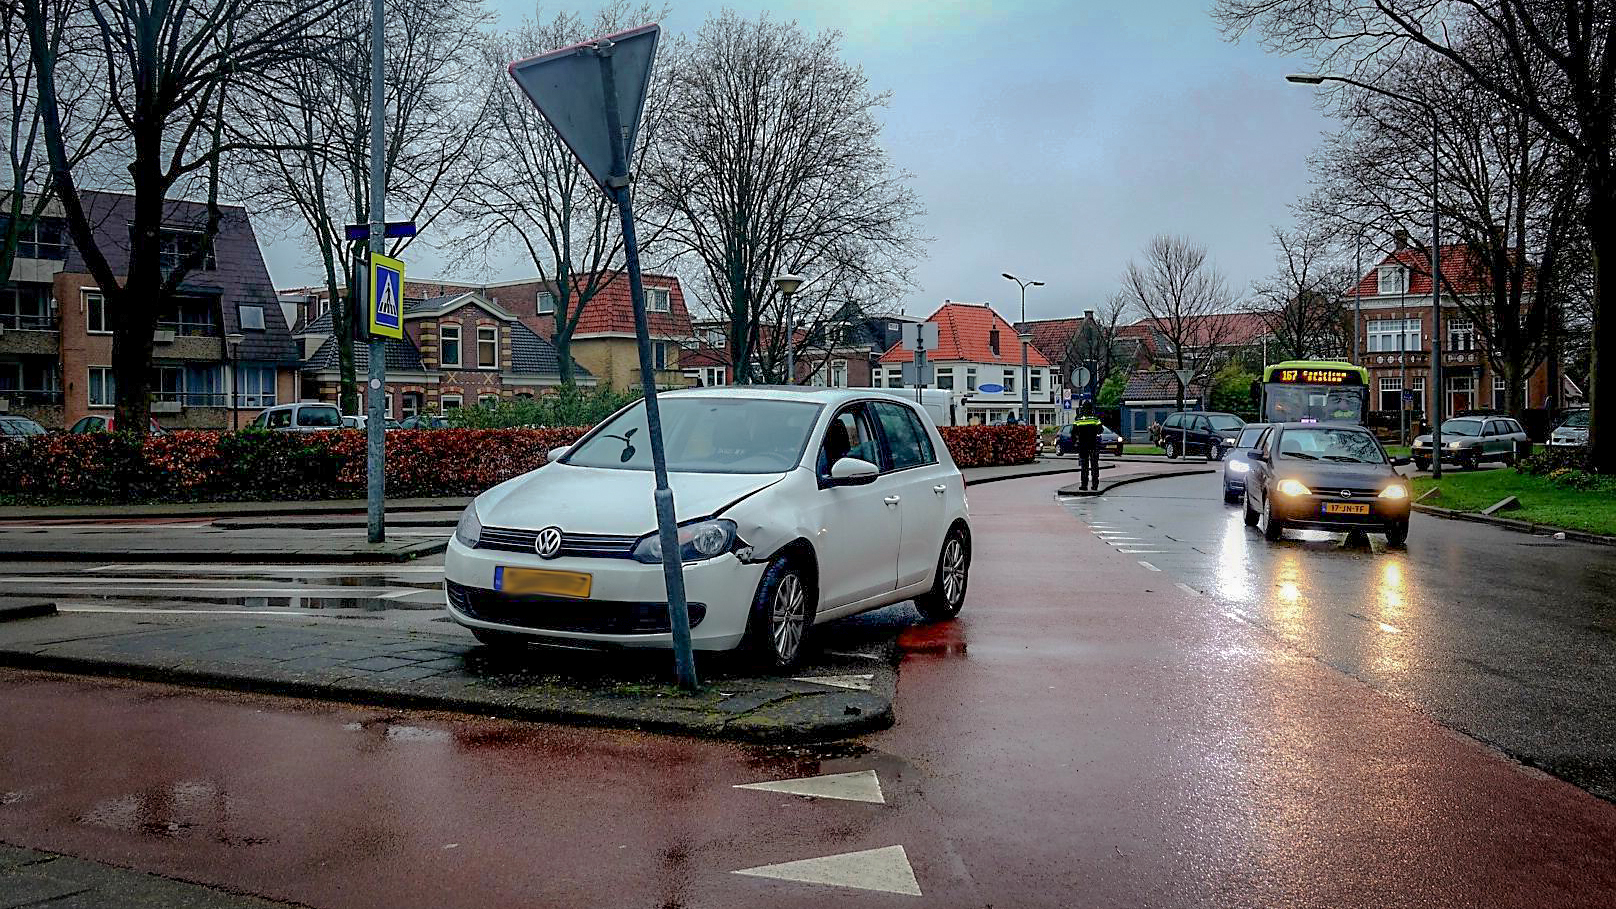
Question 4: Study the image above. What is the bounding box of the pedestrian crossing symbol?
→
[368,252,405,339]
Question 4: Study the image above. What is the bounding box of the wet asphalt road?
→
[2,472,1616,907]
[1064,471,1616,802]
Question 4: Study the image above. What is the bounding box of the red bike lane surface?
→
[0,472,1609,909]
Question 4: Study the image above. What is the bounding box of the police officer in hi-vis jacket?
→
[1071,402,1103,491]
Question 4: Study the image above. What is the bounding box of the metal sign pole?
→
[365,0,386,543]
[595,40,698,691]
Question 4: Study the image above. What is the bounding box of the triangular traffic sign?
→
[733,769,885,804]
[507,23,660,193]
[732,845,921,896]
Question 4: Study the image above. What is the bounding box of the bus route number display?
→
[1275,368,1354,385]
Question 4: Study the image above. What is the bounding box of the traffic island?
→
[0,611,894,743]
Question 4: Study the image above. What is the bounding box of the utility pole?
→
[365,0,387,542]
[1002,273,1043,425]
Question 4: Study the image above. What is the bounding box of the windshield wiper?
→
[1281,452,1320,460]
[1322,455,1370,463]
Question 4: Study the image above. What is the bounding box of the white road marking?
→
[1226,610,1249,622]
[59,606,322,617]
[821,650,884,663]
[1115,548,1167,554]
[1378,622,1403,634]
[3,580,409,598]
[1137,561,1161,572]
[83,564,444,574]
[732,845,920,897]
[791,674,874,692]
[734,769,885,804]
[1175,583,1199,595]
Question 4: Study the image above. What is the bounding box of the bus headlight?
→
[1277,478,1311,497]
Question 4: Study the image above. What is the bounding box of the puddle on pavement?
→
[78,780,268,846]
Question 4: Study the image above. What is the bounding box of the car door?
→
[1189,415,1212,453]
[869,400,950,590]
[1246,427,1274,506]
[813,403,901,611]
[1481,420,1505,460]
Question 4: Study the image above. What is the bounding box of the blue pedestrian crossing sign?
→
[369,252,405,339]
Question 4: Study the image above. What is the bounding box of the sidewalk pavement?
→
[0,844,302,909]
[0,611,893,743]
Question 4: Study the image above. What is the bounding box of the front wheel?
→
[1244,492,1260,527]
[914,528,970,621]
[1262,494,1284,541]
[1460,451,1479,471]
[1385,521,1409,545]
[1414,458,1430,472]
[1223,487,1241,505]
[744,557,816,671]
[1166,441,1180,459]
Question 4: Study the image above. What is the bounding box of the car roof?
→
[660,386,911,406]
[1270,421,1373,432]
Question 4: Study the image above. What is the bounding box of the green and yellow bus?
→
[1256,360,1370,424]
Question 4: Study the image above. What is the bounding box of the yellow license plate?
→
[1323,503,1371,516]
[496,567,592,598]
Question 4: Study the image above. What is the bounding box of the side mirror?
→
[828,457,879,486]
[1389,456,1411,467]
[547,445,571,463]
[1249,450,1268,463]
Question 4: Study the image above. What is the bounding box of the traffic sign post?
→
[368,252,405,339]
[901,322,939,402]
[509,25,700,692]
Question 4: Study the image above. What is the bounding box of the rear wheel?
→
[744,556,815,671]
[1385,521,1409,545]
[914,527,970,621]
[1262,494,1284,541]
[1166,440,1180,459]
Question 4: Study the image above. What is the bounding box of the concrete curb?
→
[0,541,446,564]
[1411,503,1616,546]
[0,600,55,621]
[0,497,470,523]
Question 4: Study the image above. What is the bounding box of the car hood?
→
[1274,461,1401,490]
[1553,426,1589,437]
[474,462,789,534]
[1413,434,1478,445]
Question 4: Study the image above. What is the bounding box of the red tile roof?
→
[1018,316,1087,365]
[395,273,692,341]
[878,302,1053,366]
[1351,245,1536,298]
[1126,312,1271,349]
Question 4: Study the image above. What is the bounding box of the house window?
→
[536,291,555,315]
[1377,265,1407,295]
[88,366,115,407]
[155,228,216,271]
[85,292,109,333]
[966,367,978,391]
[479,393,501,407]
[440,323,461,367]
[1411,377,1425,412]
[239,305,265,330]
[0,284,51,331]
[989,328,1001,356]
[936,367,954,390]
[1447,374,1476,413]
[708,329,727,348]
[653,341,668,371]
[1379,376,1403,412]
[1448,318,1475,352]
[887,366,903,388]
[157,297,218,336]
[0,216,68,260]
[401,392,422,418]
[698,366,727,386]
[1492,374,1508,411]
[1031,370,1042,393]
[152,363,223,406]
[1367,318,1420,353]
[440,394,463,410]
[829,359,848,388]
[872,370,883,388]
[239,365,278,408]
[477,326,498,368]
[1003,370,1015,393]
[648,288,671,313]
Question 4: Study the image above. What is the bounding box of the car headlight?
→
[1277,478,1311,496]
[631,519,739,564]
[1379,484,1408,500]
[454,502,482,547]
[1223,437,1238,446]
[1448,440,1465,449]
[1227,460,1250,474]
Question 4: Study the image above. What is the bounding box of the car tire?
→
[471,628,528,650]
[1244,492,1261,527]
[1262,494,1284,541]
[914,527,970,621]
[744,555,816,671]
[1414,458,1430,472]
[1461,451,1479,471]
[1166,441,1180,459]
[1223,487,1241,505]
[1212,445,1225,462]
[1385,521,1409,545]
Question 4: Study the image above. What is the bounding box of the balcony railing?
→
[155,320,219,338]
[0,388,65,406]
[151,391,229,407]
[0,313,57,332]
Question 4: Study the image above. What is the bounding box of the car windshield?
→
[564,397,822,474]
[1442,419,1483,437]
[1277,427,1386,464]
[1207,414,1244,432]
[1237,426,1266,446]
[1561,411,1589,428]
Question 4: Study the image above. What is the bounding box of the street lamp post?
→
[225,332,245,430]
[773,273,805,384]
[1002,273,1044,425]
[1288,73,1444,478]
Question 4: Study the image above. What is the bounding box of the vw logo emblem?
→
[534,526,564,559]
[1340,490,1353,498]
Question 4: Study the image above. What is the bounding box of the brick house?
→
[877,301,1058,426]
[295,291,589,418]
[678,309,909,387]
[1,191,300,429]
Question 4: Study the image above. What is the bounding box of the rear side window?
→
[297,405,341,427]
[1163,414,1182,429]
[871,401,935,470]
[267,409,293,428]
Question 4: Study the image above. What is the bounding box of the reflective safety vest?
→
[1072,417,1101,428]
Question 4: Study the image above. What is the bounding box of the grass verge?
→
[1411,469,1616,537]
[1123,444,1161,456]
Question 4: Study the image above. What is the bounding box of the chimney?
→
[1084,309,1095,321]
[1393,230,1410,250]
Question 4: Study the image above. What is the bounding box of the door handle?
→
[883,495,901,506]
[932,485,947,495]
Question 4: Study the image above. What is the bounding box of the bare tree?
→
[240,0,488,413]
[1058,291,1132,395]
[1249,225,1355,361]
[455,2,662,387]
[1299,52,1585,418]
[1213,0,1616,467]
[24,0,345,434]
[646,11,925,383]
[1122,235,1239,410]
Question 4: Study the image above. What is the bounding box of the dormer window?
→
[649,288,671,312]
[536,291,555,315]
[1377,265,1408,295]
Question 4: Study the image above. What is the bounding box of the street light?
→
[773,273,805,385]
[1288,73,1446,478]
[1002,273,1044,425]
[225,332,245,430]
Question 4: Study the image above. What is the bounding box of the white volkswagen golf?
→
[444,387,971,669]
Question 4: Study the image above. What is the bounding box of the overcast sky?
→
[257,0,1333,323]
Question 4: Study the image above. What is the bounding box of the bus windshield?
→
[1262,384,1366,424]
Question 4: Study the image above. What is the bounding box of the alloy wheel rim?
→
[941,538,966,606]
[771,573,806,661]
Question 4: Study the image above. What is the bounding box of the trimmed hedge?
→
[0,422,1041,505]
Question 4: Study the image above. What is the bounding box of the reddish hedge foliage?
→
[0,427,591,505]
[938,425,1039,468]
